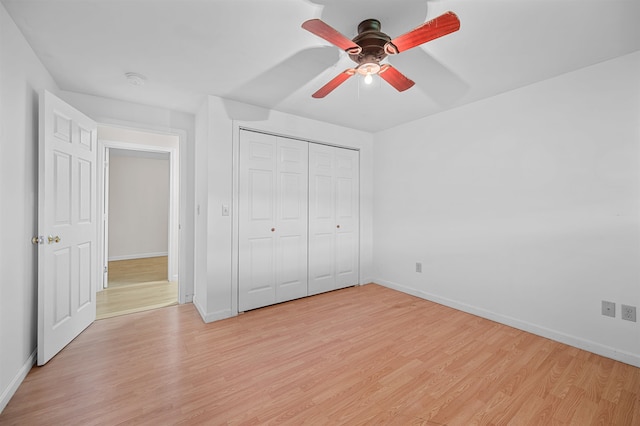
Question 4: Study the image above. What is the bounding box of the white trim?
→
[231,125,240,317]
[98,136,181,300]
[238,126,359,151]
[193,297,232,323]
[108,252,169,262]
[0,349,36,414]
[376,279,640,368]
[102,146,110,289]
[97,119,190,302]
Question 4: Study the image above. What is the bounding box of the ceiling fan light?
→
[356,63,380,76]
[364,73,373,85]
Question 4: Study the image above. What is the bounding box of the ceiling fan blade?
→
[387,11,460,54]
[302,19,362,54]
[378,64,414,92]
[312,69,355,98]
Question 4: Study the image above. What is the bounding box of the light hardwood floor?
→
[2,284,639,424]
[96,256,177,320]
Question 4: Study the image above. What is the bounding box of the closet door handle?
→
[336,225,340,229]
[271,228,276,232]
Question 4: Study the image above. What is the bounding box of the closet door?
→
[238,130,308,311]
[334,147,359,289]
[308,144,359,295]
[274,137,309,304]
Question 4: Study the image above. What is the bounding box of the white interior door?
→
[239,131,277,311]
[308,144,359,295]
[238,130,308,311]
[334,147,359,289]
[37,90,97,365]
[274,138,308,303]
[308,144,336,295]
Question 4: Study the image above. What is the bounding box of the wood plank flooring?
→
[96,257,177,320]
[2,284,639,425]
[107,256,169,288]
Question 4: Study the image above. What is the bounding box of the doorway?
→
[96,126,180,319]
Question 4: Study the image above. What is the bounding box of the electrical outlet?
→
[621,305,636,322]
[416,262,422,273]
[602,301,615,318]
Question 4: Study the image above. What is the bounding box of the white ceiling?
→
[3,0,639,132]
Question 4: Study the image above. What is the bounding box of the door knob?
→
[336,225,341,229]
[47,235,61,244]
[32,236,44,245]
[271,228,275,232]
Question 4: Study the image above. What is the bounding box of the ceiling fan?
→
[301,12,460,98]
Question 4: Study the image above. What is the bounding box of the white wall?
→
[0,2,59,412]
[108,152,169,260]
[193,96,234,320]
[373,51,640,366]
[194,96,374,322]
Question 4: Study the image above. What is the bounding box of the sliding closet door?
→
[274,137,309,303]
[308,144,359,295]
[334,147,359,289]
[238,130,308,311]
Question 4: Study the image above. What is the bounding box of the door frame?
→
[97,131,182,301]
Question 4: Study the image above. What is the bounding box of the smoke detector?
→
[125,72,147,86]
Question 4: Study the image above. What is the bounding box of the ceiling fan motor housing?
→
[350,19,393,73]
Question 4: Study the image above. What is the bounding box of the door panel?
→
[238,131,308,311]
[78,242,92,307]
[280,173,302,220]
[275,138,308,303]
[277,234,304,301]
[334,148,359,289]
[38,90,97,365]
[53,151,72,224]
[309,144,359,294]
[308,232,334,295]
[78,158,92,223]
[246,236,276,305]
[336,231,356,275]
[239,132,277,311]
[249,169,274,220]
[53,247,71,324]
[336,177,353,216]
[308,144,335,295]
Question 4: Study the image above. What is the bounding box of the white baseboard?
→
[108,252,168,261]
[193,297,233,323]
[0,349,36,414]
[376,279,640,368]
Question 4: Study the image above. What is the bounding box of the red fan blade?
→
[312,69,355,98]
[378,64,415,92]
[302,19,362,54]
[386,11,460,54]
